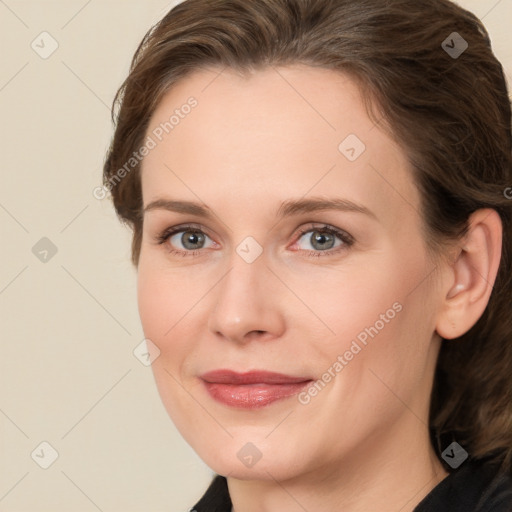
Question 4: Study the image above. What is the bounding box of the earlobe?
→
[435,209,502,340]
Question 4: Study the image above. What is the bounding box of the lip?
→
[200,370,313,409]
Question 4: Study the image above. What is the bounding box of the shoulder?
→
[414,456,512,512]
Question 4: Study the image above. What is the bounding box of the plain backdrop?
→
[1,1,511,511]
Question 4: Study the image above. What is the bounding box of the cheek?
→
[307,249,436,389]
[136,262,189,359]
[137,264,168,342]
[297,253,419,352]
[136,258,214,379]
[136,263,201,426]
[345,271,437,406]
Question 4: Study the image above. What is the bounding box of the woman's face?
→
[137,65,445,481]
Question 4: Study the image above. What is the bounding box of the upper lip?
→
[200,369,313,385]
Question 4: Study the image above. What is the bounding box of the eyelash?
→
[155,223,355,258]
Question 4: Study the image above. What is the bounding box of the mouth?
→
[200,369,314,409]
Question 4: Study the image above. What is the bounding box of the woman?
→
[102,0,512,510]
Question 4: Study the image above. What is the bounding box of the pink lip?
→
[200,370,313,409]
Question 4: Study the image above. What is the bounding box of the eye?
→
[155,223,354,258]
[292,224,354,257]
[156,224,216,256]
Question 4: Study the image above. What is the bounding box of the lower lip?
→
[202,381,312,409]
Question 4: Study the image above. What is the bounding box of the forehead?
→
[144,65,369,163]
[140,65,420,227]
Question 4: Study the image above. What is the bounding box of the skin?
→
[136,65,502,511]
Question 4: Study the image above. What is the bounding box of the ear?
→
[435,209,503,340]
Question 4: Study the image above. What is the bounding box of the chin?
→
[192,436,308,482]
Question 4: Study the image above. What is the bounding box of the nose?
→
[207,253,286,345]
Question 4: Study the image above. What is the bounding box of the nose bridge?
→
[218,232,268,303]
[208,246,283,342]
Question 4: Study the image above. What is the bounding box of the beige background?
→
[1,1,511,511]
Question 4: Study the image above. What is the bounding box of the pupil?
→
[183,231,203,249]
[313,231,334,250]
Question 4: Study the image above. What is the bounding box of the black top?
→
[190,456,512,512]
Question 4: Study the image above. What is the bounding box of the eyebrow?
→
[143,197,377,221]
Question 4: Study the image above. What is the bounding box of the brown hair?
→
[103,0,512,474]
